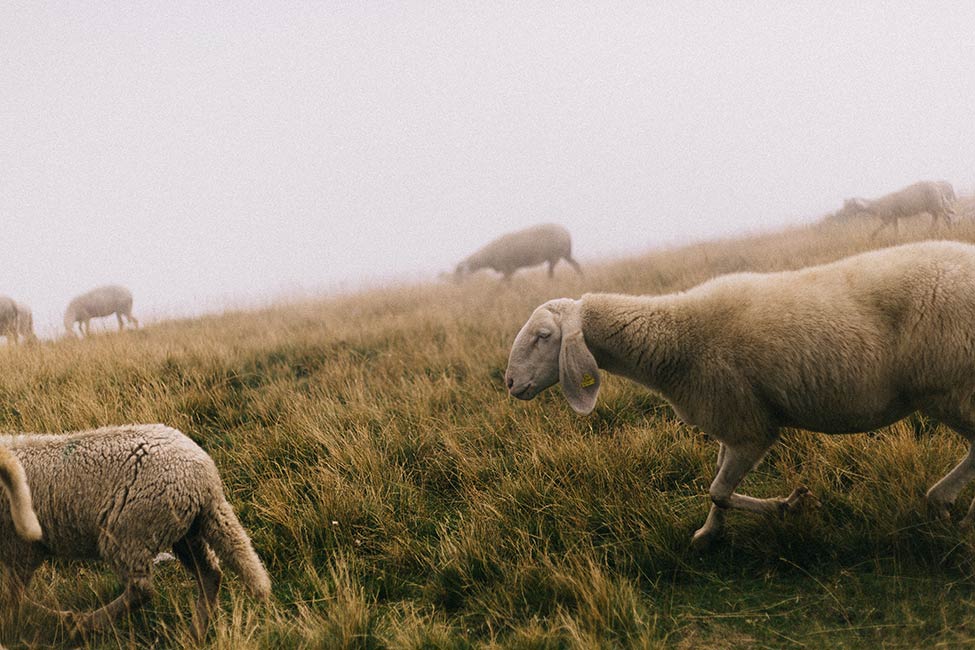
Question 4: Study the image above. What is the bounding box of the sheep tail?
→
[200,496,271,599]
[0,448,42,542]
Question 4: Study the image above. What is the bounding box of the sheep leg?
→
[564,256,584,276]
[127,312,140,328]
[116,312,125,331]
[2,563,37,613]
[870,219,890,240]
[708,442,814,517]
[691,444,728,548]
[547,260,556,278]
[927,441,975,522]
[67,576,152,637]
[174,536,222,641]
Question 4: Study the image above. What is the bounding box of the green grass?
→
[3,217,975,648]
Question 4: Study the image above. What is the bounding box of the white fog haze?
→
[2,2,973,336]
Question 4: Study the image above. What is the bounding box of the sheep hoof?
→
[690,526,720,550]
[926,498,953,522]
[780,485,818,515]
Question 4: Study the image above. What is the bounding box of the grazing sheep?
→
[64,285,139,337]
[0,424,270,640]
[454,223,583,281]
[835,180,956,238]
[506,240,975,548]
[0,299,36,345]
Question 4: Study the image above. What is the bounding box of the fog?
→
[3,2,973,336]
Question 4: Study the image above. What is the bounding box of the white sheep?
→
[835,180,956,238]
[0,424,270,640]
[64,285,139,337]
[455,223,583,281]
[0,298,36,345]
[505,240,975,548]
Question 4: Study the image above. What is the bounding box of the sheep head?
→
[505,298,601,415]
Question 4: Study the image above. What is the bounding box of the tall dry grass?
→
[2,215,975,648]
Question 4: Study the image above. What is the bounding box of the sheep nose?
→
[506,376,514,389]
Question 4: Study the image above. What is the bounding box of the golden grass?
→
[3,213,975,648]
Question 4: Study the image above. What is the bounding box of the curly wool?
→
[0,424,270,638]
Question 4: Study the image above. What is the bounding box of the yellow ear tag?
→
[580,373,596,388]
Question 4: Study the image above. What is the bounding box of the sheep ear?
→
[559,330,600,415]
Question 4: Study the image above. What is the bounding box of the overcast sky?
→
[2,2,973,335]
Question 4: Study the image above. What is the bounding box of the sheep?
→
[454,223,583,281]
[505,240,975,549]
[64,285,139,337]
[0,298,36,345]
[834,180,956,238]
[0,424,270,640]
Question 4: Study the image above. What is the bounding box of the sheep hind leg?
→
[926,436,975,528]
[66,575,152,638]
[116,312,125,330]
[870,218,892,240]
[174,535,222,641]
[708,441,816,518]
[564,255,584,276]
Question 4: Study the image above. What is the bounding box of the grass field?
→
[4,214,975,649]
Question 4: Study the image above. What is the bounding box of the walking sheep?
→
[506,240,975,548]
[835,180,956,238]
[0,424,270,640]
[64,285,139,337]
[0,298,36,345]
[454,223,583,281]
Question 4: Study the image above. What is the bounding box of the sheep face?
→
[506,298,601,415]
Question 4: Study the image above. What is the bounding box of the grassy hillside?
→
[4,216,975,648]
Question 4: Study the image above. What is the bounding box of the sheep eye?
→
[537,330,551,340]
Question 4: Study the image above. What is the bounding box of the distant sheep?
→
[454,223,583,281]
[506,241,975,548]
[0,424,270,640]
[64,285,139,337]
[0,297,36,344]
[834,180,956,238]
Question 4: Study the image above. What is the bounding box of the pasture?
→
[4,215,975,648]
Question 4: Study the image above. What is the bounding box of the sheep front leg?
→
[691,444,727,549]
[708,442,815,519]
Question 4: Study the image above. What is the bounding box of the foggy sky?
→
[3,2,974,336]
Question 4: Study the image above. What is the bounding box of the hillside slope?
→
[3,216,975,648]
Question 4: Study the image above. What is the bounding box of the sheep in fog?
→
[0,298,36,345]
[835,180,956,238]
[0,424,270,640]
[506,240,975,548]
[454,223,583,281]
[64,284,139,337]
